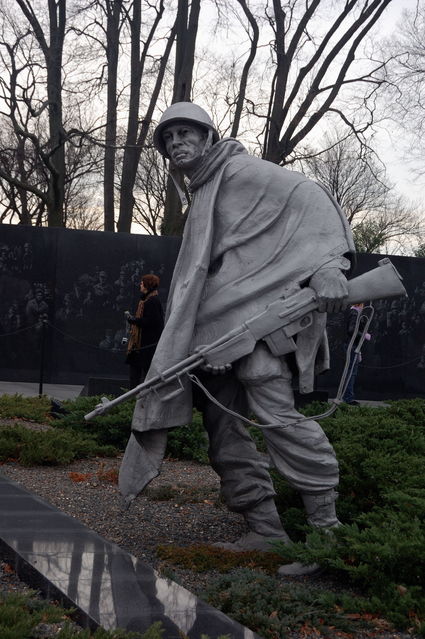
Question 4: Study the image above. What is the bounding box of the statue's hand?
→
[193,346,232,374]
[200,362,232,375]
[309,268,349,313]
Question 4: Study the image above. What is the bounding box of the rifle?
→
[84,258,406,421]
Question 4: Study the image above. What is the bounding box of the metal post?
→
[38,316,48,397]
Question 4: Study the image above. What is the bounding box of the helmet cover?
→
[153,102,219,157]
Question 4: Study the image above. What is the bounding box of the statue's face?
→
[162,122,207,175]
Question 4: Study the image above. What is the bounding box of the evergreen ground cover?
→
[0,393,424,636]
[0,589,171,638]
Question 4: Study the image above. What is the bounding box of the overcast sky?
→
[363,1,424,205]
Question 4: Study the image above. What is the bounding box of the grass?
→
[157,544,283,573]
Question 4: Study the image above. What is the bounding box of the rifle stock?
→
[84,258,406,420]
[346,257,406,304]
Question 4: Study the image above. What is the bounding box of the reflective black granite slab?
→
[0,474,261,638]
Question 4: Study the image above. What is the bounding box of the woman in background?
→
[125,274,164,389]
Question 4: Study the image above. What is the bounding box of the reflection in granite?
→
[0,475,260,638]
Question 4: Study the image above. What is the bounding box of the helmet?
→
[153,102,219,157]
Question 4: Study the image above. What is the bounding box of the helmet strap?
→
[201,129,213,157]
[165,159,189,208]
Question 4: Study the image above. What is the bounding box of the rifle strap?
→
[188,307,373,430]
[188,373,288,430]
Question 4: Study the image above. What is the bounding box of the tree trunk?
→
[104,0,123,232]
[46,0,66,227]
[231,0,259,139]
[117,0,141,233]
[161,0,200,236]
[16,138,31,225]
[117,0,173,233]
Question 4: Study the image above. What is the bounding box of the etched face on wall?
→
[162,122,207,176]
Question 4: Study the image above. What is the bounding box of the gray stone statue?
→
[119,102,355,576]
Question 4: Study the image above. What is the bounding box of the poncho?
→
[118,139,354,500]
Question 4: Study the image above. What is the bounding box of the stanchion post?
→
[38,315,48,397]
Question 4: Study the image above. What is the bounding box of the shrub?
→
[56,399,210,464]
[0,425,117,466]
[3,394,425,633]
[0,589,163,638]
[0,395,210,464]
[203,567,389,639]
[56,395,134,449]
[0,394,52,422]
[270,398,425,632]
[0,589,230,639]
[0,590,71,639]
[166,410,209,464]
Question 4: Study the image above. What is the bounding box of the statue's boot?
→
[278,489,340,577]
[214,498,291,552]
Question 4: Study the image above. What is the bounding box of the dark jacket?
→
[126,295,164,370]
[346,306,367,348]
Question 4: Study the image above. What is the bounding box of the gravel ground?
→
[0,453,420,638]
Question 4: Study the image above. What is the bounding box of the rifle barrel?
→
[84,352,204,420]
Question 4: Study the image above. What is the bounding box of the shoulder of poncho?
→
[221,153,311,188]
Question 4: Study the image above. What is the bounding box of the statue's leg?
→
[192,370,290,551]
[236,344,340,573]
[238,347,339,501]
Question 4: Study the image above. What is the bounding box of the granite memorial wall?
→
[0,224,424,399]
[323,252,425,399]
[0,224,180,386]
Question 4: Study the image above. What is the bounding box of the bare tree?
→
[0,106,103,229]
[63,128,103,229]
[65,199,103,230]
[0,0,402,236]
[0,113,48,225]
[117,0,177,233]
[301,130,421,254]
[384,3,425,172]
[352,196,422,254]
[229,0,259,139]
[414,243,425,258]
[159,0,396,234]
[0,0,101,228]
[299,130,389,224]
[0,15,52,224]
[13,0,67,226]
[133,143,167,235]
[101,0,126,231]
[233,0,394,164]
[160,0,201,236]
[68,0,127,232]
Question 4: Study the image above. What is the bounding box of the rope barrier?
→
[0,319,158,354]
[0,319,420,366]
[360,357,422,370]
[44,320,158,353]
[43,321,124,351]
[0,323,40,336]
